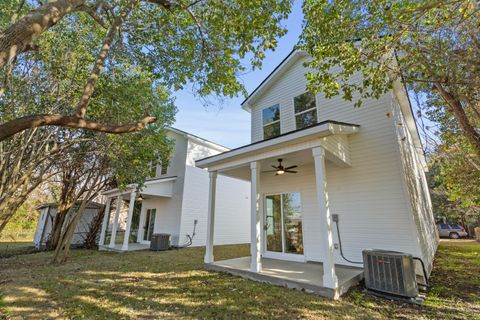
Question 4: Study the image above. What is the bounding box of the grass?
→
[0,240,478,319]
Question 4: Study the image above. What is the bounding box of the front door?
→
[142,208,156,242]
[264,192,304,258]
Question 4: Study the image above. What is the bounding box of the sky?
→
[173,0,304,149]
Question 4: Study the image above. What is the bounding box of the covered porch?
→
[195,121,361,299]
[98,177,176,252]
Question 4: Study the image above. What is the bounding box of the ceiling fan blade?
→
[271,165,278,170]
[284,165,298,170]
[285,170,298,174]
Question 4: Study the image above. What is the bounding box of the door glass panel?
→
[143,210,151,241]
[148,209,156,241]
[265,195,282,252]
[282,193,303,254]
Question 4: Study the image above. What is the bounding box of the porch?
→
[207,257,363,299]
[195,121,361,299]
[98,177,177,251]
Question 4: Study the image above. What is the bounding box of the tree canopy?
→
[300,0,480,157]
[0,0,293,138]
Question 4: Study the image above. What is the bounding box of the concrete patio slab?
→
[98,243,150,252]
[206,256,363,299]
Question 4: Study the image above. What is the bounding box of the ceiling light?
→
[276,169,285,175]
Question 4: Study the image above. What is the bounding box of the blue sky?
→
[173,0,304,148]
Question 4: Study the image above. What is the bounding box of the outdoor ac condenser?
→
[150,233,171,251]
[362,249,418,298]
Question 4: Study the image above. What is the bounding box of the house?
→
[33,202,103,249]
[98,127,250,252]
[195,50,438,299]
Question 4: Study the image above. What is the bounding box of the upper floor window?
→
[294,93,317,130]
[160,156,169,175]
[263,104,280,139]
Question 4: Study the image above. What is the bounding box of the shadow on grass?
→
[1,242,479,319]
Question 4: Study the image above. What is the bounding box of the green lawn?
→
[0,240,478,319]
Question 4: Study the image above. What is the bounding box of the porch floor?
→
[206,257,363,299]
[98,243,150,252]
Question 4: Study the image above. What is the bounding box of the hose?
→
[334,220,363,264]
[413,257,429,288]
[170,220,197,249]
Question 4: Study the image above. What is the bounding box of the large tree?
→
[0,0,292,139]
[300,0,480,157]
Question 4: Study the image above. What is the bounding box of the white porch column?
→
[312,147,338,289]
[250,161,262,273]
[204,171,217,263]
[98,197,112,246]
[109,195,122,248]
[121,191,137,251]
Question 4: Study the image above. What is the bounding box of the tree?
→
[300,0,480,157]
[0,0,292,139]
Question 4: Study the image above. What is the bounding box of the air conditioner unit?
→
[363,249,418,298]
[150,233,171,251]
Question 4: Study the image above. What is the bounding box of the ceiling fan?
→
[265,158,298,175]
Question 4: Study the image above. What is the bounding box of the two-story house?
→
[98,127,250,252]
[196,50,438,299]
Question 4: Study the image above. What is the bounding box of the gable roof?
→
[241,49,307,112]
[166,127,229,152]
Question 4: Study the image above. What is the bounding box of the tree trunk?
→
[46,206,69,250]
[434,82,480,158]
[0,0,85,68]
[83,204,105,249]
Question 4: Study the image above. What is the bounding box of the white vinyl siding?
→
[248,53,434,272]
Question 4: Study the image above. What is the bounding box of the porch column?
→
[109,195,122,248]
[121,191,136,251]
[312,147,338,289]
[250,161,262,272]
[204,171,217,263]
[98,197,112,246]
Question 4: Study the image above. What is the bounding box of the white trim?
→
[294,92,318,130]
[262,104,281,140]
[204,171,217,263]
[102,177,177,197]
[263,191,305,262]
[196,122,359,170]
[242,50,308,111]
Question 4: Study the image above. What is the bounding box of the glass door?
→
[264,193,303,255]
[143,208,156,241]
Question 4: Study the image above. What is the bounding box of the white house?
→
[33,202,103,249]
[196,50,438,299]
[98,127,250,252]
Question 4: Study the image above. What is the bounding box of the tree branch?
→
[0,114,156,140]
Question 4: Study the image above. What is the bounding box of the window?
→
[294,92,317,130]
[262,104,280,139]
[440,224,450,230]
[160,158,169,175]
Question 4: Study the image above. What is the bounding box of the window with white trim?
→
[294,92,317,130]
[262,104,280,139]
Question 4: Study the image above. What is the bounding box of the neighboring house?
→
[196,50,438,299]
[33,202,103,249]
[98,127,250,252]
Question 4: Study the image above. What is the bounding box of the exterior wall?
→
[179,166,250,246]
[392,96,438,273]
[137,135,237,247]
[249,54,431,269]
[33,206,98,247]
[251,55,314,142]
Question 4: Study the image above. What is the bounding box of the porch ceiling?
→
[196,121,359,181]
